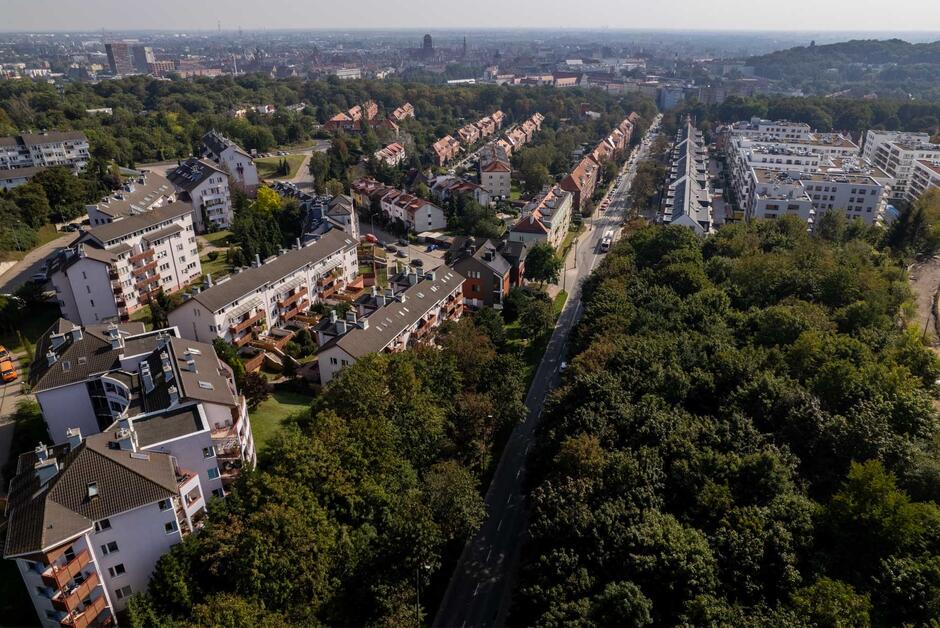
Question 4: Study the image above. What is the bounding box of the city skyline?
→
[1,0,939,33]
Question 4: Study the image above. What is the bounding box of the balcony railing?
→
[52,571,100,613]
[229,311,265,334]
[135,274,160,291]
[282,299,309,321]
[59,592,108,628]
[128,248,155,264]
[233,332,254,348]
[277,287,308,309]
[42,549,92,590]
[131,261,158,277]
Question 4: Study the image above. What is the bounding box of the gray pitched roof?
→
[19,131,87,146]
[131,406,205,448]
[334,269,464,358]
[83,201,193,246]
[185,228,355,312]
[0,165,45,181]
[167,157,226,193]
[4,433,177,557]
[202,130,250,159]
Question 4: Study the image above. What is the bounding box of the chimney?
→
[46,349,58,366]
[168,385,179,405]
[184,352,197,372]
[49,332,66,350]
[329,310,337,324]
[408,272,418,286]
[345,311,357,325]
[360,318,369,330]
[114,426,137,451]
[141,362,154,393]
[65,427,82,451]
[371,286,377,297]
[384,288,394,300]
[35,456,59,485]
[254,253,261,268]
[205,273,213,288]
[70,325,83,342]
[296,237,302,249]
[425,269,437,281]
[35,443,49,463]
[336,319,347,335]
[106,323,124,350]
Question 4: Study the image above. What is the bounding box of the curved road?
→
[433,116,661,628]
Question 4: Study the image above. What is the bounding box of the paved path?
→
[0,232,79,293]
[433,116,661,628]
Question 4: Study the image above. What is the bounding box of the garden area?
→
[249,388,314,451]
[255,154,306,180]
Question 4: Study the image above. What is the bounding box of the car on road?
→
[385,245,397,254]
[363,233,379,244]
[0,358,18,383]
[0,345,10,361]
[426,244,437,252]
[396,250,408,258]
[31,269,48,283]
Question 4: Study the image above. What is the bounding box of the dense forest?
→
[665,93,940,142]
[745,38,940,101]
[127,318,527,626]
[511,215,940,626]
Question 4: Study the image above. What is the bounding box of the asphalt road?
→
[433,117,661,628]
[0,231,79,294]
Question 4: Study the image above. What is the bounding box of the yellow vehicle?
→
[0,358,17,383]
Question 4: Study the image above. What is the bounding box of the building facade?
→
[200,131,259,195]
[0,132,90,172]
[167,158,234,233]
[509,186,573,249]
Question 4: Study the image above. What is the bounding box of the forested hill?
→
[511,217,940,625]
[746,38,940,100]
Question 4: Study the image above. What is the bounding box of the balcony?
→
[131,261,158,277]
[110,281,123,295]
[232,332,254,348]
[282,299,309,321]
[52,572,100,613]
[128,248,155,264]
[277,287,308,309]
[42,549,91,590]
[135,274,160,291]
[59,592,108,628]
[229,311,265,335]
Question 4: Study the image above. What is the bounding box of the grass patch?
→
[0,302,59,361]
[559,225,585,259]
[0,224,67,262]
[553,290,569,315]
[250,389,314,451]
[256,154,305,180]
[201,229,234,247]
[130,305,154,330]
[200,253,230,279]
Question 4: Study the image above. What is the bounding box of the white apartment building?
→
[50,202,202,326]
[168,228,358,347]
[316,268,465,385]
[728,117,813,142]
[509,185,573,249]
[167,158,234,233]
[0,165,43,190]
[378,189,448,234]
[86,171,176,227]
[862,130,931,165]
[870,139,940,202]
[746,169,816,225]
[200,130,259,195]
[0,131,90,172]
[7,322,256,625]
[908,160,940,203]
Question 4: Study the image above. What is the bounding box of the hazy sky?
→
[1,0,938,33]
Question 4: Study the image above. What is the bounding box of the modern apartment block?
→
[200,130,259,195]
[0,132,90,172]
[104,42,136,75]
[869,138,940,202]
[725,117,813,142]
[315,268,465,385]
[168,228,358,347]
[6,321,256,625]
[662,120,713,234]
[509,185,573,249]
[50,202,202,325]
[167,158,234,232]
[861,129,932,165]
[907,160,940,203]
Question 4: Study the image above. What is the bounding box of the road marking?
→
[506,494,512,505]
[473,584,480,597]
[486,548,492,562]
[497,518,503,532]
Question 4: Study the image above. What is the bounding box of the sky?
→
[1,0,939,33]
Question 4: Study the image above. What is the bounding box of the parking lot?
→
[360,223,448,270]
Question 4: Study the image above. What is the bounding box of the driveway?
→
[0,231,80,293]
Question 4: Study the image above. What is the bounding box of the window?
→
[94,518,111,533]
[212,488,224,498]
[115,585,133,600]
[108,564,126,577]
[208,467,220,480]
[101,541,119,555]
[164,521,177,534]
[86,482,99,499]
[202,446,215,458]
[158,498,171,511]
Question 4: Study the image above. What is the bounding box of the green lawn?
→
[250,389,314,451]
[256,154,306,180]
[0,302,60,363]
[201,229,234,247]
[0,224,64,262]
[200,253,230,279]
[553,290,569,315]
[130,305,154,330]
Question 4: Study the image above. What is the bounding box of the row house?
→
[559,157,599,212]
[661,120,714,234]
[200,130,259,195]
[374,142,407,168]
[0,131,90,172]
[86,171,176,227]
[390,103,416,122]
[432,135,462,166]
[167,158,234,233]
[316,268,465,384]
[379,189,448,234]
[450,238,512,308]
[430,175,492,207]
[50,203,201,326]
[478,143,512,198]
[168,229,358,347]
[509,185,574,249]
[325,100,380,131]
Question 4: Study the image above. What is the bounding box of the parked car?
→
[397,238,408,246]
[426,244,437,252]
[385,245,397,254]
[559,361,568,374]
[396,250,408,258]
[0,358,17,383]
[363,233,379,244]
[0,345,10,361]
[31,270,48,283]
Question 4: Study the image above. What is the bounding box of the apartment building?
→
[7,321,257,624]
[662,120,713,234]
[168,228,358,347]
[86,171,176,227]
[478,143,512,198]
[0,132,90,172]
[379,189,448,234]
[430,175,492,207]
[374,142,406,167]
[559,157,599,212]
[509,185,573,249]
[726,117,813,142]
[745,170,816,224]
[167,158,234,232]
[907,160,940,203]
[450,238,511,308]
[0,165,43,191]
[870,139,940,202]
[200,130,259,195]
[325,100,379,132]
[316,268,465,384]
[50,202,201,325]
[432,135,462,166]
[862,129,931,165]
[457,123,482,145]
